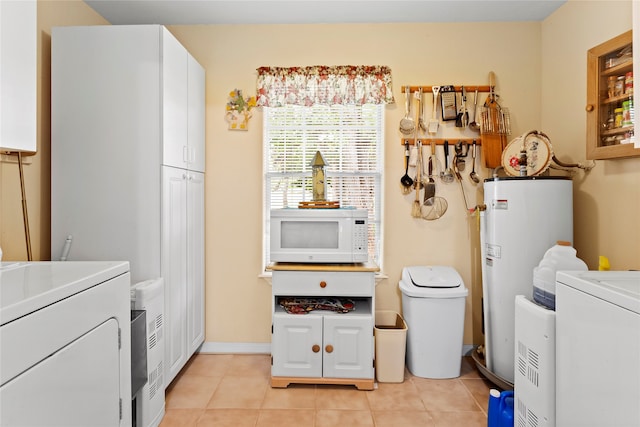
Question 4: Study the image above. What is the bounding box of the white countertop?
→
[0,261,129,325]
[267,261,380,272]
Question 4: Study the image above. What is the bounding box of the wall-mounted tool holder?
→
[400,138,482,146]
[402,85,492,94]
[440,85,458,121]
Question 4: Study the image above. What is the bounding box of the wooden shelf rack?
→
[403,85,492,94]
[399,138,482,146]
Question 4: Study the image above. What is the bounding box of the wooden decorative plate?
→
[502,131,553,177]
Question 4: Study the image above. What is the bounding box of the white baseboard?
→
[463,344,475,356]
[198,342,475,356]
[198,342,271,354]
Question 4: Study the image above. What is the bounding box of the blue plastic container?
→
[487,389,514,427]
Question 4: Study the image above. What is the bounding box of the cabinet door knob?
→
[325,344,334,353]
[312,344,320,353]
[319,281,327,288]
[585,104,594,112]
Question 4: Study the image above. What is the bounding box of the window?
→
[263,103,384,268]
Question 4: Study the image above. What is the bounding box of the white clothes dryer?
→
[0,261,132,426]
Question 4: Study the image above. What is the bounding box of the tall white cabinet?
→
[51,25,205,386]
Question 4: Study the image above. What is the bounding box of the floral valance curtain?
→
[256,65,395,107]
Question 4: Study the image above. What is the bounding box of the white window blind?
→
[263,104,384,267]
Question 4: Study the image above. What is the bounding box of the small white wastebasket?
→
[399,266,468,379]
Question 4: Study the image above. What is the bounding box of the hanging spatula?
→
[423,141,436,205]
[428,86,440,135]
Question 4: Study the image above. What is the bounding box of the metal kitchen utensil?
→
[422,161,448,221]
[399,86,415,135]
[469,140,480,184]
[411,150,423,190]
[411,140,423,218]
[462,86,469,127]
[455,141,467,172]
[469,88,480,132]
[453,154,471,212]
[400,141,414,193]
[433,138,443,177]
[417,87,427,133]
[421,138,429,189]
[422,192,448,220]
[428,86,440,135]
[422,139,448,219]
[455,90,463,127]
[423,141,436,205]
[455,86,468,128]
[441,140,454,183]
[440,85,457,121]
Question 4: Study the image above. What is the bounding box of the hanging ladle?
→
[400,141,414,193]
[469,140,480,184]
[399,86,416,135]
[469,88,481,132]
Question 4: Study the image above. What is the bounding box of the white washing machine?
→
[0,261,132,426]
[556,270,640,427]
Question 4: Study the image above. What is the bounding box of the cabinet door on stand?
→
[272,312,323,378]
[162,166,188,384]
[323,315,373,379]
[186,171,205,353]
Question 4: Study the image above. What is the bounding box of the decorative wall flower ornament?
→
[225,89,256,131]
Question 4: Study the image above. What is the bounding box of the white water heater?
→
[480,177,573,384]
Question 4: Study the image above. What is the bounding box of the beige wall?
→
[169,22,542,346]
[541,0,639,270]
[1,0,637,348]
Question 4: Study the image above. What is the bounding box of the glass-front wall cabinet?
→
[587,30,640,159]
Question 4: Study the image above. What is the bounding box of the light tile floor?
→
[160,354,494,427]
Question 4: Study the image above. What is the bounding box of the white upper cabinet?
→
[188,55,206,173]
[162,29,188,169]
[162,28,205,172]
[0,0,36,152]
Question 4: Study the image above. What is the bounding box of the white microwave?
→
[270,208,369,263]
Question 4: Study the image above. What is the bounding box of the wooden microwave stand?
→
[267,262,379,390]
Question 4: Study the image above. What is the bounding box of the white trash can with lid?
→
[399,266,468,379]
